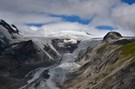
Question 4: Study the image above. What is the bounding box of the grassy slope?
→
[63,40,135,89]
[91,41,135,89]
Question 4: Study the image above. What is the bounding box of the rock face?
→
[63,32,135,89]
[0,20,63,89]
[0,20,58,75]
[103,32,122,42]
[0,20,17,48]
[0,40,54,73]
[0,20,19,34]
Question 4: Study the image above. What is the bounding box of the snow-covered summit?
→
[47,30,93,41]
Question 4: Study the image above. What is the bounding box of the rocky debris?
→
[103,32,122,42]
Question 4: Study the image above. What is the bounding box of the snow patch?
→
[64,39,77,44]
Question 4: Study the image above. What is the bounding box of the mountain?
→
[0,19,98,89]
[63,32,135,89]
[0,20,69,88]
[103,31,122,42]
[1,19,135,89]
[0,20,21,49]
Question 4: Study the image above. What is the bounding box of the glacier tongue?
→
[18,37,100,89]
[46,53,80,89]
[20,52,80,89]
[20,53,80,89]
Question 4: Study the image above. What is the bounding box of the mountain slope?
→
[0,20,63,89]
[0,20,61,77]
[1,19,135,89]
[63,32,135,89]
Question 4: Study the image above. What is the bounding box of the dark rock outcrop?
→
[0,40,56,78]
[0,20,21,52]
[0,20,19,34]
[2,40,53,65]
[103,32,122,42]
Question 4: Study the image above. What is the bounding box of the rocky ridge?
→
[63,32,135,89]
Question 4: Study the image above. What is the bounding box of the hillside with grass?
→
[63,32,135,89]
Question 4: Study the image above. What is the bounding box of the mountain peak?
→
[103,32,122,42]
[0,19,19,34]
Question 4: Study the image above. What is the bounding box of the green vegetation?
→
[119,41,135,57]
[91,41,135,87]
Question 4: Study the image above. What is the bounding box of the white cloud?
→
[0,11,62,24]
[20,22,110,37]
[0,0,135,36]
[0,0,121,23]
[112,3,135,35]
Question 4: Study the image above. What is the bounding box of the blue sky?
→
[26,14,115,30]
[122,0,135,5]
[25,0,135,30]
[26,15,91,27]
[49,14,92,25]
[96,26,117,30]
